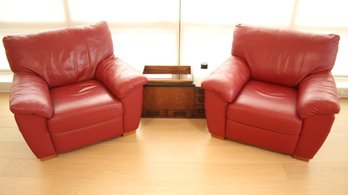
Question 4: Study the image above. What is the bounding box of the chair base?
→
[122,130,136,137]
[292,155,310,162]
[211,134,226,140]
[40,154,58,161]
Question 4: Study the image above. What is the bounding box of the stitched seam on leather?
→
[49,117,122,134]
[227,119,301,136]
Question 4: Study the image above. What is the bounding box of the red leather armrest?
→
[10,73,53,118]
[96,55,148,99]
[201,55,251,102]
[298,72,340,119]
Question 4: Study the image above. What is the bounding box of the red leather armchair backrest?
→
[232,24,340,87]
[3,21,113,88]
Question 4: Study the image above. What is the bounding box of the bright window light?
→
[111,30,178,71]
[0,0,64,22]
[296,0,348,27]
[182,0,294,26]
[69,0,178,23]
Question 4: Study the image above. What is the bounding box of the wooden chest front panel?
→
[142,85,206,118]
[143,86,194,110]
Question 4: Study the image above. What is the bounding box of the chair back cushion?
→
[3,21,113,87]
[232,24,339,87]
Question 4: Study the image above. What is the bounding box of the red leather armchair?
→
[3,22,147,160]
[202,24,340,161]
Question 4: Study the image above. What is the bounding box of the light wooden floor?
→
[0,92,347,195]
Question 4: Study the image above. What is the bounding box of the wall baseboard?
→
[0,82,11,93]
[338,88,348,98]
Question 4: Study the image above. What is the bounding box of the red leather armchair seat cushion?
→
[202,24,340,161]
[227,80,302,154]
[3,22,147,159]
[227,80,302,135]
[48,80,124,153]
[48,80,123,134]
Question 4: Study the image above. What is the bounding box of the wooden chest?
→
[141,65,205,118]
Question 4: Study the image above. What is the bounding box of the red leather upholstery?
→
[202,24,340,160]
[3,21,147,159]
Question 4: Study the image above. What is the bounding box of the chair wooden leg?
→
[292,155,310,162]
[122,130,136,137]
[40,154,58,161]
[211,134,226,140]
